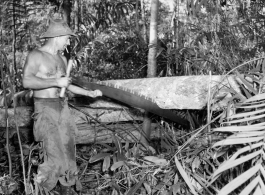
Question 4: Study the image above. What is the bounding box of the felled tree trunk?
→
[0,123,160,144]
[0,103,157,144]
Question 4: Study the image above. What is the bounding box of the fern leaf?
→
[244,93,265,103]
[211,150,262,180]
[236,73,258,95]
[212,136,264,147]
[253,186,262,195]
[228,131,265,138]
[239,176,259,195]
[259,165,265,179]
[213,125,265,132]
[258,176,265,193]
[218,164,260,195]
[228,143,263,162]
[227,108,265,119]
[236,102,265,109]
[223,113,265,124]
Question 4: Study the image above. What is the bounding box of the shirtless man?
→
[22,19,102,195]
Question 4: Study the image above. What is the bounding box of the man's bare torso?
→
[34,49,66,98]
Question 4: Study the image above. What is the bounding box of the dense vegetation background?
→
[1,0,265,194]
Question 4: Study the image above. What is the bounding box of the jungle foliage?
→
[1,0,265,195]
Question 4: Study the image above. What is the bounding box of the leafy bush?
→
[75,28,148,80]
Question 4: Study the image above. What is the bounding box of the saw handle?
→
[60,59,73,98]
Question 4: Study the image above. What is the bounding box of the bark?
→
[142,0,158,146]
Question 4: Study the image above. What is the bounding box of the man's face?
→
[56,35,70,51]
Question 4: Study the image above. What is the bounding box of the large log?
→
[0,105,143,128]
[0,123,161,144]
[0,103,151,144]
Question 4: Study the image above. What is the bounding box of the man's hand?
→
[56,77,72,88]
[86,89,103,98]
[93,89,103,97]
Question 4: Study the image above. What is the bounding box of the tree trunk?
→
[74,0,79,32]
[147,0,158,77]
[62,0,71,25]
[12,0,17,80]
[140,0,147,43]
[142,0,158,147]
[62,0,72,59]
[80,0,83,23]
[135,0,139,32]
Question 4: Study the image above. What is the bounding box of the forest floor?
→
[0,123,175,195]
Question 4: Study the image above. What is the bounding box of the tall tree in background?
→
[135,0,139,33]
[141,0,147,43]
[62,0,71,24]
[62,0,72,59]
[142,0,158,146]
[11,0,17,78]
[147,1,158,78]
[5,0,27,89]
[74,0,79,32]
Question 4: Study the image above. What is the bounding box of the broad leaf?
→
[111,161,125,171]
[89,153,110,163]
[143,156,168,166]
[174,156,198,195]
[102,155,110,172]
[127,175,146,195]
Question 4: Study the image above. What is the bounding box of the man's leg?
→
[33,99,77,192]
[57,101,79,194]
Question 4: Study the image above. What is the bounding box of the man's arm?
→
[59,55,102,98]
[67,85,102,98]
[22,50,70,89]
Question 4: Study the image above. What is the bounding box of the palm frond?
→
[209,65,265,194]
